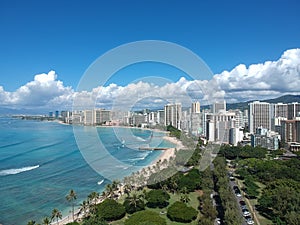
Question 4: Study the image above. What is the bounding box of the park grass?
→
[111,190,201,225]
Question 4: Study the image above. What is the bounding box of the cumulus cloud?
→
[0,48,300,112]
[0,71,73,110]
[213,48,300,102]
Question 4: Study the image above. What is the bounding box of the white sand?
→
[55,132,185,225]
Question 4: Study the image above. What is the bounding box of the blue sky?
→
[0,0,300,112]
[1,0,299,91]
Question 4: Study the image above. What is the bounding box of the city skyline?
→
[0,48,300,113]
[1,1,300,112]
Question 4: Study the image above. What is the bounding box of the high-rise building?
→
[148,112,157,126]
[249,101,272,133]
[274,103,288,118]
[157,110,165,125]
[191,102,201,114]
[206,111,236,143]
[288,102,300,119]
[213,100,226,114]
[229,127,244,146]
[243,109,249,128]
[190,113,202,135]
[84,110,94,125]
[280,119,300,143]
[164,103,182,129]
[94,109,111,125]
[132,114,146,126]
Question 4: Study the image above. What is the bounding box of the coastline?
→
[54,130,184,225]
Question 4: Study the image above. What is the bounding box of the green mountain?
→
[226,95,300,111]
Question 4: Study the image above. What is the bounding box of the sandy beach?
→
[53,131,185,225]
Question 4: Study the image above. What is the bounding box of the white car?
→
[242,209,251,217]
[215,218,221,224]
[235,192,242,197]
[245,216,254,224]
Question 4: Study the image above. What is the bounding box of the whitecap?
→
[0,165,39,176]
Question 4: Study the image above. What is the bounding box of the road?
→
[228,176,249,225]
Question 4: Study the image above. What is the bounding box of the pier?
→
[138,147,172,151]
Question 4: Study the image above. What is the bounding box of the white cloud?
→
[0,48,299,112]
[213,48,300,101]
[0,71,73,110]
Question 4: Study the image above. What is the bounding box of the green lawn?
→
[111,190,201,225]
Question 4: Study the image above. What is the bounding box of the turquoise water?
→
[0,117,174,225]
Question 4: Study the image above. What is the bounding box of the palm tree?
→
[27,220,36,225]
[126,192,144,212]
[128,193,140,208]
[51,208,62,225]
[123,183,132,197]
[141,188,147,201]
[180,193,190,203]
[88,191,99,214]
[66,189,77,221]
[169,177,178,194]
[42,217,50,225]
[79,200,89,217]
[180,187,188,195]
[141,167,147,176]
[112,180,120,191]
[162,184,169,193]
[105,184,114,198]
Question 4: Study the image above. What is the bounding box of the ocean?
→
[0,117,174,225]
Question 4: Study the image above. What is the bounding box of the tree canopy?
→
[258,179,300,223]
[124,210,166,225]
[96,199,125,221]
[145,189,170,208]
[123,194,145,214]
[219,145,267,160]
[167,201,198,223]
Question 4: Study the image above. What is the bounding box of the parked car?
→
[239,200,246,206]
[235,190,242,197]
[245,216,254,224]
[241,205,247,210]
[242,209,251,217]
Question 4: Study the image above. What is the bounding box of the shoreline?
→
[54,132,184,225]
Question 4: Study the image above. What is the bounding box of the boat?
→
[121,138,125,147]
[97,179,104,185]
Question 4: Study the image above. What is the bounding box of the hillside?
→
[226,95,300,111]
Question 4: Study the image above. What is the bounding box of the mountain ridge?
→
[226,94,300,111]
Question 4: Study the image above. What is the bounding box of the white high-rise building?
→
[213,100,226,114]
[148,112,157,125]
[84,110,94,125]
[249,101,272,133]
[94,109,111,125]
[157,110,165,125]
[229,128,244,146]
[164,103,182,129]
[191,102,201,113]
[206,111,236,143]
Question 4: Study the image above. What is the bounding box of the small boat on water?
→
[97,179,104,185]
[121,138,125,147]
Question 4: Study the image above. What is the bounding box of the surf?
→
[0,165,39,176]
